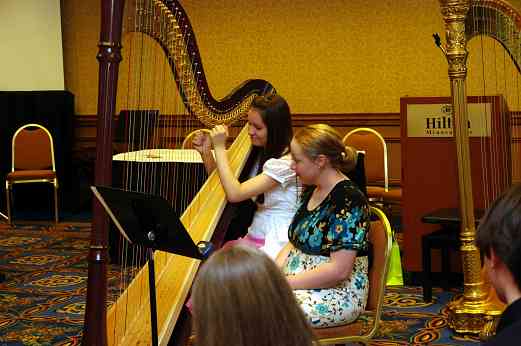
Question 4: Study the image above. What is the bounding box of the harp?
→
[83,0,274,344]
[437,0,521,336]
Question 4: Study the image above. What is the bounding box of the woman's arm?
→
[192,131,216,174]
[211,125,279,202]
[286,249,357,290]
[275,242,294,268]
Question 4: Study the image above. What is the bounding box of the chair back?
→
[182,129,211,149]
[12,124,55,171]
[343,128,388,191]
[366,206,393,323]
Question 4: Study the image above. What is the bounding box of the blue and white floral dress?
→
[283,179,370,328]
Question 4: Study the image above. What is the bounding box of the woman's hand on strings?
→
[192,130,212,154]
[210,125,228,149]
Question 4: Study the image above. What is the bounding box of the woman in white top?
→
[193,94,299,258]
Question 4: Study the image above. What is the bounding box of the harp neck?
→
[465,0,521,72]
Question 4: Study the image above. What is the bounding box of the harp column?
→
[439,0,503,337]
[83,0,125,345]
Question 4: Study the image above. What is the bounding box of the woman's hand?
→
[286,249,357,289]
[192,130,211,154]
[275,242,294,268]
[210,125,228,149]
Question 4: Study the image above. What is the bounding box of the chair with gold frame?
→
[343,128,401,208]
[181,129,211,149]
[314,206,393,345]
[5,123,59,224]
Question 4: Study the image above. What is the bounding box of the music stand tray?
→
[91,185,212,346]
[92,185,212,259]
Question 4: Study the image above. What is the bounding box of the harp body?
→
[84,0,274,344]
[107,127,252,345]
[438,0,521,336]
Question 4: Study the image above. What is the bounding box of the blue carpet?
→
[375,286,480,345]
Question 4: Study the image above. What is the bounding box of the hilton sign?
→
[407,103,492,137]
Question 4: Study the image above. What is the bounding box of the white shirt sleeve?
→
[262,157,296,188]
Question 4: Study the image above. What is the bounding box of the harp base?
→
[446,294,503,339]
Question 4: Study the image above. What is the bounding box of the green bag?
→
[386,231,404,286]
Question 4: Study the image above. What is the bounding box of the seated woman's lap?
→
[285,248,369,328]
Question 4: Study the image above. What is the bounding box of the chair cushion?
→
[313,311,375,339]
[7,170,56,182]
[382,188,402,201]
[367,186,386,198]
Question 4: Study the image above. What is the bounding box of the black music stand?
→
[91,185,213,346]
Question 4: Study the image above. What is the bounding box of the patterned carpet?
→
[0,221,482,345]
[0,222,88,345]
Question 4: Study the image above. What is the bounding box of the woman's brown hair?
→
[249,94,293,204]
[250,94,293,165]
[293,123,357,175]
[476,183,521,289]
[191,245,316,346]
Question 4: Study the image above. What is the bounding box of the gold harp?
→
[83,0,275,344]
[438,0,521,337]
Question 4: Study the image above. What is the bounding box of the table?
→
[420,208,484,302]
[111,149,208,263]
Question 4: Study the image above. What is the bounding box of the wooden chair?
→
[182,129,211,149]
[314,206,393,345]
[5,124,59,224]
[343,128,401,211]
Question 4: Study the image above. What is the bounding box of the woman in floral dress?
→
[276,124,370,328]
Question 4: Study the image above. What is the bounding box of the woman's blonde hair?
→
[293,124,357,174]
[191,245,316,346]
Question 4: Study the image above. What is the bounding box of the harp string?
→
[89,0,273,342]
[111,0,217,339]
[466,0,520,210]
[470,2,488,207]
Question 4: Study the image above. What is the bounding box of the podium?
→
[400,96,511,272]
[92,185,213,346]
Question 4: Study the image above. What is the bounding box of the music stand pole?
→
[148,248,159,346]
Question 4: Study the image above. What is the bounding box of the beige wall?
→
[62,0,521,115]
[61,0,99,112]
[62,0,521,184]
[61,0,452,115]
[1,0,64,91]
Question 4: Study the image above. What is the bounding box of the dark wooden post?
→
[83,1,125,345]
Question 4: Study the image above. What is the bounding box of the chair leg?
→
[54,184,59,224]
[441,247,450,291]
[6,184,12,225]
[422,236,432,302]
[0,185,7,221]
